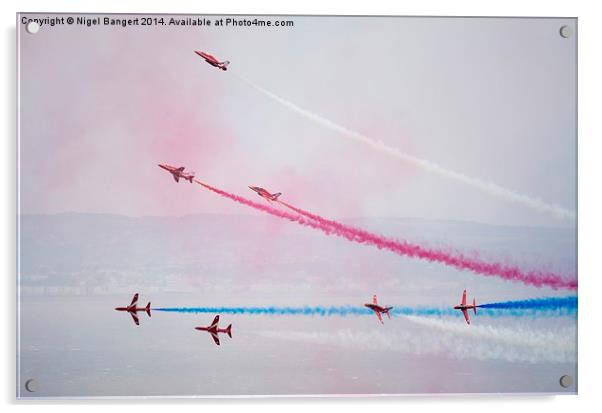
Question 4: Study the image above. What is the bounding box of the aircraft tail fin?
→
[187,175,193,183]
[385,307,393,319]
[272,192,282,200]
[473,298,477,315]
[146,302,151,317]
[226,324,232,338]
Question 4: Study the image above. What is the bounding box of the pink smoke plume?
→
[195,180,577,291]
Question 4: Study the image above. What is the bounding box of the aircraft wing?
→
[461,290,467,306]
[130,293,139,307]
[210,315,219,329]
[462,309,470,325]
[375,310,384,324]
[173,174,179,183]
[130,312,140,326]
[211,332,220,346]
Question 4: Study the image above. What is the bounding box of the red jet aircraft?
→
[364,294,393,324]
[248,186,282,203]
[158,164,195,183]
[454,289,477,325]
[194,51,230,71]
[195,315,232,346]
[114,293,151,326]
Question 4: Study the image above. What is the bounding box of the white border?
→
[3,0,602,411]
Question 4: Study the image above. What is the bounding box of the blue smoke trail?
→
[478,296,577,316]
[478,296,576,309]
[155,297,576,318]
[156,306,376,316]
[155,306,460,317]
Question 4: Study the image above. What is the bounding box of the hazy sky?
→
[18,15,576,227]
[17,15,578,397]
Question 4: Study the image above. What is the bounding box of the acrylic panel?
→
[17,13,577,398]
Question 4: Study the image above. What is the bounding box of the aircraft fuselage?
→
[115,306,147,313]
[365,303,392,313]
[454,304,477,310]
[195,326,230,334]
[249,186,281,201]
[194,51,229,71]
[158,164,194,183]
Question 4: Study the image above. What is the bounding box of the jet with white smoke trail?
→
[231,72,575,221]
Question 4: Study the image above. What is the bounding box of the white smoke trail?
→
[232,73,575,220]
[403,316,576,363]
[258,318,575,364]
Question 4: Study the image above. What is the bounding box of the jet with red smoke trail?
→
[194,51,230,71]
[364,294,393,324]
[249,186,282,203]
[114,293,151,326]
[454,289,477,325]
[194,179,577,291]
[158,164,195,183]
[195,315,233,346]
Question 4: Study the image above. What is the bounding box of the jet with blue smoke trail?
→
[114,293,151,326]
[453,289,478,325]
[154,296,576,319]
[364,294,393,324]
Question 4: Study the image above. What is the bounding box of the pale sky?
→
[17,15,577,397]
[19,15,576,227]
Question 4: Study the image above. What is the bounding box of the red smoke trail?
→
[195,180,340,234]
[195,180,577,290]
[279,201,576,290]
